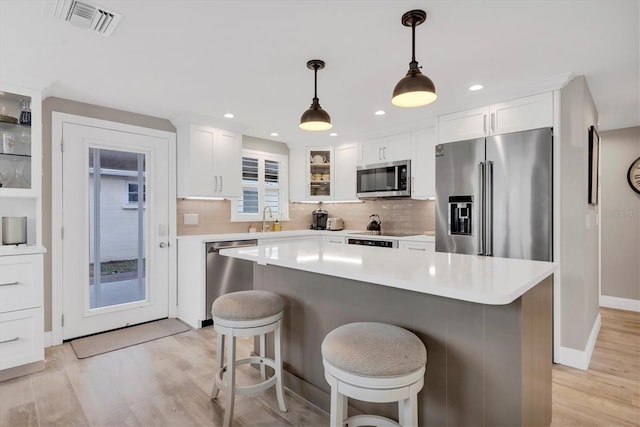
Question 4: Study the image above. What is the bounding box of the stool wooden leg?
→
[274,323,287,412]
[211,331,224,398]
[398,386,419,427]
[259,333,267,381]
[223,335,236,427]
[329,385,346,427]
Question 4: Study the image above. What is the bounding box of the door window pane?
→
[89,148,147,309]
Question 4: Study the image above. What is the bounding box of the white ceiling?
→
[1,0,638,146]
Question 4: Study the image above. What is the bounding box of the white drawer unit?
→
[324,235,346,245]
[398,241,435,252]
[0,307,44,370]
[0,254,43,313]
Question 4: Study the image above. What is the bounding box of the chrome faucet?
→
[262,205,273,232]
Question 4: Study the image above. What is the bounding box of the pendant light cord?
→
[411,20,416,63]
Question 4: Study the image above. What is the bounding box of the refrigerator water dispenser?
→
[448,196,472,235]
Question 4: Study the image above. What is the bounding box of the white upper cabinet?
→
[289,143,359,202]
[410,126,437,199]
[176,123,241,198]
[438,92,553,143]
[334,143,358,201]
[360,132,411,165]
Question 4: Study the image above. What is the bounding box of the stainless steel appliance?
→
[366,214,381,234]
[312,207,328,230]
[435,128,553,262]
[205,239,258,326]
[347,236,398,248]
[326,217,344,230]
[356,160,411,199]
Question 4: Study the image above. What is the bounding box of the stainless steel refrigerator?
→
[435,128,553,262]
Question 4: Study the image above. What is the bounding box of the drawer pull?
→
[408,247,426,251]
[0,281,20,287]
[0,337,19,344]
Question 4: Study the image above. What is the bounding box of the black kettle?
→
[366,214,381,234]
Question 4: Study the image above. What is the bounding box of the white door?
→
[61,122,171,340]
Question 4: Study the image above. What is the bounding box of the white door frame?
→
[51,112,177,345]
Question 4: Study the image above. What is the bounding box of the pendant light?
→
[391,9,438,108]
[300,59,332,131]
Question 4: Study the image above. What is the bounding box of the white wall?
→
[559,76,600,359]
[600,126,640,310]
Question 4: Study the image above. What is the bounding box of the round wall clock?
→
[628,157,640,195]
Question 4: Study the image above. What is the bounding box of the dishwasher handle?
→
[207,242,258,254]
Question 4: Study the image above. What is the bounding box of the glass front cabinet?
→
[0,87,41,195]
[307,147,334,200]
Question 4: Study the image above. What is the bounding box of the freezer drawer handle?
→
[0,281,20,287]
[0,337,19,345]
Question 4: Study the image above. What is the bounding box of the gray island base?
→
[253,263,552,427]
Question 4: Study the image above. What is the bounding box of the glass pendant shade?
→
[392,62,438,108]
[300,97,332,131]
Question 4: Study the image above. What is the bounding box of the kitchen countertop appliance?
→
[356,160,411,199]
[366,214,382,234]
[204,239,258,326]
[326,217,344,231]
[435,128,553,262]
[312,206,328,230]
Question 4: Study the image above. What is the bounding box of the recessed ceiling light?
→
[375,110,386,116]
[469,84,483,91]
[330,132,338,137]
[223,113,234,118]
[270,132,279,137]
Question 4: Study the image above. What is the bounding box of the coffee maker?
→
[311,205,328,230]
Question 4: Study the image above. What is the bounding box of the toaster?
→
[326,217,344,231]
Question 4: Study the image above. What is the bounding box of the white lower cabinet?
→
[0,253,44,376]
[0,308,44,370]
[398,241,435,252]
[324,235,346,244]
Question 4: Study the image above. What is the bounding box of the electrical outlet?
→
[184,213,199,225]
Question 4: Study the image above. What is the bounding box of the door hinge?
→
[61,227,64,239]
[61,314,64,327]
[61,140,64,152]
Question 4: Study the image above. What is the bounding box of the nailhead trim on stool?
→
[211,290,287,427]
[322,322,427,427]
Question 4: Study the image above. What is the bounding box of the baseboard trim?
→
[600,295,640,312]
[557,313,601,370]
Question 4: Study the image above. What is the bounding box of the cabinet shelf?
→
[0,153,31,159]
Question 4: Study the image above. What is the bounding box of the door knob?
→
[159,242,169,248]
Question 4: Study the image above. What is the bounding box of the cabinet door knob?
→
[159,242,169,248]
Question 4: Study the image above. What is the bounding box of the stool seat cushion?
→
[212,290,284,321]
[321,322,427,378]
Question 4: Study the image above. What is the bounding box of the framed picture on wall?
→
[588,125,600,205]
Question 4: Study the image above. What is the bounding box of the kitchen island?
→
[221,240,557,426]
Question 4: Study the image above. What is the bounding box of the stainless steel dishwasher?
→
[204,239,258,326]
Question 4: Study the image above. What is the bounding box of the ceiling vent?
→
[48,0,122,36]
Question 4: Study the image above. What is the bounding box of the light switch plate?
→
[184,213,199,225]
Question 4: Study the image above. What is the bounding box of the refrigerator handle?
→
[478,161,485,255]
[486,160,494,256]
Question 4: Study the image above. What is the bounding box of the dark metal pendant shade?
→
[392,10,437,108]
[300,59,332,131]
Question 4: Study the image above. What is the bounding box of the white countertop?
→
[177,229,435,243]
[220,240,557,305]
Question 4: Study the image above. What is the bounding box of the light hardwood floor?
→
[1,307,638,426]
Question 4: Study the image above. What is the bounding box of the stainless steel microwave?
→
[356,160,411,199]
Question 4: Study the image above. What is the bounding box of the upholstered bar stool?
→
[211,290,287,427]
[321,322,427,427]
